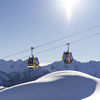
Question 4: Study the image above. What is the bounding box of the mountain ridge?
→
[0,59,100,87]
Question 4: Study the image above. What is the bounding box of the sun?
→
[60,0,80,21]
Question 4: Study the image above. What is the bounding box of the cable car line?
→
[34,25,100,49]
[16,32,100,61]
[36,33,100,54]
[13,32,100,69]
[1,49,30,59]
[1,25,100,59]
[71,33,100,44]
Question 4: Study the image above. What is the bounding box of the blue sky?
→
[0,0,100,64]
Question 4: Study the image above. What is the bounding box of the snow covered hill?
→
[0,70,100,100]
[44,60,100,78]
[0,59,49,87]
[0,59,100,87]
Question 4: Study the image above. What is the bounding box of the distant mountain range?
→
[0,59,100,87]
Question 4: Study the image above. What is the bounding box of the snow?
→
[0,59,27,74]
[0,59,100,88]
[44,60,100,78]
[0,86,5,90]
[0,71,9,81]
[0,70,100,100]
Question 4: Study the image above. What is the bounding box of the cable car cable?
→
[1,25,100,59]
[36,33,100,54]
[15,32,100,60]
[35,25,100,49]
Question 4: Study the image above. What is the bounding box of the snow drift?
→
[0,59,100,87]
[0,70,100,100]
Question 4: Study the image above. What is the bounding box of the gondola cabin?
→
[27,47,39,70]
[62,43,73,64]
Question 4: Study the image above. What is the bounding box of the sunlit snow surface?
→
[0,70,100,100]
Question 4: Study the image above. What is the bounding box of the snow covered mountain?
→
[0,59,49,87]
[0,59,100,87]
[0,70,100,100]
[44,60,100,78]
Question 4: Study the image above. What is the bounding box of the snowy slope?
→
[0,59,49,87]
[44,60,100,78]
[0,70,100,100]
[0,59,100,87]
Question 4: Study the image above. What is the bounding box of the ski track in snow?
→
[0,70,100,100]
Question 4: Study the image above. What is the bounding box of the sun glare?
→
[60,0,80,21]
